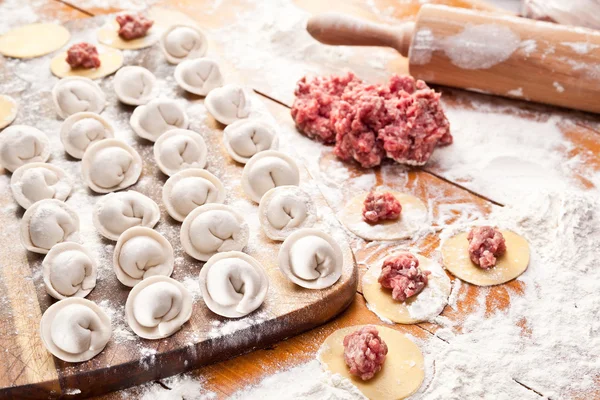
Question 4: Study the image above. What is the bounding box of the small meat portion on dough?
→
[467,226,507,269]
[343,325,388,381]
[66,43,101,69]
[378,252,430,302]
[116,13,154,40]
[362,191,402,223]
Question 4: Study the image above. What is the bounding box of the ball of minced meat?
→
[467,226,507,269]
[116,13,154,40]
[343,325,388,381]
[362,191,402,223]
[378,252,430,302]
[66,43,101,69]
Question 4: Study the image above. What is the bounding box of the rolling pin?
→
[307,4,600,114]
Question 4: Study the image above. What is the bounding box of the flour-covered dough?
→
[0,125,50,173]
[130,98,189,142]
[81,139,142,193]
[223,119,278,164]
[50,46,123,80]
[40,298,111,362]
[153,129,207,176]
[21,199,79,254]
[114,66,156,106]
[258,186,316,241]
[43,242,97,300]
[161,24,207,64]
[11,163,72,209]
[181,204,249,261]
[174,58,223,96]
[199,251,269,318]
[242,150,300,203]
[205,84,251,125]
[52,77,106,119]
[60,112,114,159]
[0,94,18,129]
[0,23,70,58]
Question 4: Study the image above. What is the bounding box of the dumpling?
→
[199,251,268,318]
[223,119,278,164]
[93,190,160,240]
[258,186,316,241]
[161,24,208,64]
[241,150,300,203]
[181,204,249,261]
[113,226,174,287]
[52,76,106,119]
[125,275,192,339]
[130,98,189,142]
[21,199,79,254]
[204,84,251,125]
[278,228,343,289]
[0,125,50,172]
[43,242,97,300]
[153,129,207,176]
[60,112,114,159]
[81,139,143,193]
[113,66,156,106]
[174,58,223,96]
[40,298,111,362]
[11,163,72,209]
[162,169,225,222]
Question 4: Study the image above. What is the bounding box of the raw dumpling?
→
[162,169,225,222]
[43,242,97,300]
[125,275,192,339]
[161,24,208,64]
[204,84,251,125]
[113,66,156,106]
[258,186,316,241]
[153,129,207,176]
[130,98,189,142]
[52,76,106,119]
[278,228,343,289]
[93,190,160,240]
[40,298,111,362]
[199,251,269,318]
[0,125,50,173]
[60,112,114,159]
[11,163,72,209]
[81,139,142,193]
[21,199,80,254]
[113,226,173,287]
[223,119,278,164]
[174,58,223,96]
[241,150,300,203]
[181,204,249,261]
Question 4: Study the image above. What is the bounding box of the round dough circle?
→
[199,251,269,318]
[258,185,316,241]
[0,95,18,129]
[241,150,300,203]
[204,84,251,125]
[174,58,224,96]
[339,191,428,241]
[60,112,114,159]
[153,129,207,176]
[441,230,530,286]
[0,23,70,59]
[42,242,97,300]
[223,119,279,164]
[319,325,425,400]
[50,45,124,80]
[39,297,111,363]
[81,139,143,194]
[97,16,160,50]
[362,254,451,324]
[52,77,106,119]
[10,162,73,209]
[160,24,208,64]
[113,66,156,106]
[125,275,193,339]
[0,125,50,173]
[130,98,189,142]
[162,168,225,222]
[20,199,80,254]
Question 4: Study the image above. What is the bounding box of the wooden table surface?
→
[1,0,599,398]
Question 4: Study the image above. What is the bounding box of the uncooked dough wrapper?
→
[0,94,18,129]
[0,125,50,173]
[11,163,72,209]
[113,66,156,106]
[223,119,279,164]
[97,13,160,50]
[52,77,106,119]
[174,58,223,96]
[43,242,97,300]
[0,23,70,58]
[60,112,114,159]
[20,199,80,254]
[241,150,300,203]
[258,185,316,241]
[130,98,189,142]
[205,84,251,125]
[50,45,124,80]
[160,24,208,64]
[153,129,207,176]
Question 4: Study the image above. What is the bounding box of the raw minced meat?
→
[116,13,154,40]
[467,226,507,269]
[378,252,430,302]
[66,43,101,69]
[343,325,388,381]
[362,191,402,223]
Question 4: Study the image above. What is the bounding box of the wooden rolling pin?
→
[307,5,600,114]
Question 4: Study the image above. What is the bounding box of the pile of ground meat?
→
[343,325,388,381]
[362,191,402,223]
[116,13,154,40]
[291,72,451,168]
[66,43,101,69]
[378,252,430,302]
[467,226,507,269]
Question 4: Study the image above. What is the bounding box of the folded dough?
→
[52,77,106,119]
[113,226,174,287]
[60,112,114,159]
[242,150,300,203]
[153,129,207,176]
[258,186,316,241]
[40,298,111,362]
[174,58,223,96]
[223,119,278,164]
[199,251,269,318]
[10,163,72,209]
[0,125,50,173]
[130,98,189,142]
[205,84,251,125]
[93,190,160,241]
[113,66,156,106]
[181,203,249,261]
[43,242,97,300]
[81,139,143,193]
[161,24,207,64]
[21,199,79,254]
